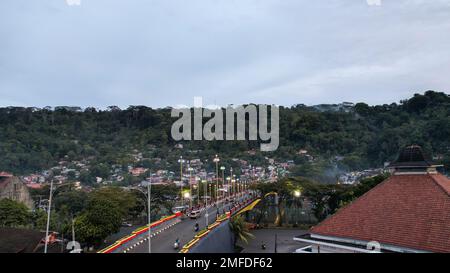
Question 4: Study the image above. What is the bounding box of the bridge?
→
[99,192,259,253]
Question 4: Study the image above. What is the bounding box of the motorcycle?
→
[194,223,200,232]
[174,239,180,250]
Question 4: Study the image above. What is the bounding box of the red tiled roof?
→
[0,172,13,177]
[310,173,450,253]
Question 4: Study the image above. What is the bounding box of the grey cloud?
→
[0,0,449,108]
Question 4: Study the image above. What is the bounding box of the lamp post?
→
[220,166,225,199]
[213,155,220,203]
[188,165,194,208]
[129,183,152,254]
[196,177,200,206]
[233,174,236,200]
[44,179,54,254]
[44,181,73,253]
[230,167,233,199]
[178,156,185,206]
[202,179,208,226]
[147,176,152,254]
[209,183,212,204]
[226,176,231,202]
[237,178,241,200]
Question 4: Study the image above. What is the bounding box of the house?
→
[0,228,62,253]
[295,145,450,253]
[130,167,148,177]
[0,172,34,209]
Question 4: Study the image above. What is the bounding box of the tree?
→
[89,187,137,219]
[229,215,254,248]
[74,198,123,247]
[0,199,31,227]
[53,190,88,216]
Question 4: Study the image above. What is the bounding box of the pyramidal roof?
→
[389,145,436,169]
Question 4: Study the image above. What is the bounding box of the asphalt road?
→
[129,194,250,253]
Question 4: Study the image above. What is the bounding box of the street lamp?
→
[183,191,191,200]
[44,181,73,253]
[220,166,225,201]
[147,175,152,254]
[195,176,200,206]
[202,179,208,226]
[226,176,231,201]
[236,178,241,199]
[230,167,233,198]
[213,155,220,203]
[232,174,236,199]
[294,190,301,198]
[130,182,152,254]
[188,166,194,208]
[178,156,185,206]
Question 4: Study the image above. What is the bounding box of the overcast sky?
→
[1,0,450,108]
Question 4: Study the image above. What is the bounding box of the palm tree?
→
[229,215,254,248]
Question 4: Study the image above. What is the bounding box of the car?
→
[189,210,201,219]
[172,206,188,214]
[122,222,132,227]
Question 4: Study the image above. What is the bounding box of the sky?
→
[1,0,450,109]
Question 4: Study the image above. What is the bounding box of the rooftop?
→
[310,173,450,252]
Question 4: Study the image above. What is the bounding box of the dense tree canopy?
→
[0,91,448,175]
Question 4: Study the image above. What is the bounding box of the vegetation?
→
[0,199,31,227]
[229,215,254,247]
[254,174,389,224]
[0,91,448,179]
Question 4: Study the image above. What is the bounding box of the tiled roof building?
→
[295,146,450,253]
[0,172,34,209]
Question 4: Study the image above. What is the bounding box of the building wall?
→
[0,177,34,209]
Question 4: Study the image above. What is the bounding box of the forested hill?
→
[0,90,449,175]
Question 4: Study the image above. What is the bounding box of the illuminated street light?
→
[183,191,191,199]
[294,190,301,198]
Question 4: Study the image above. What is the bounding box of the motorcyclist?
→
[174,238,180,249]
[194,222,199,232]
[261,241,266,250]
